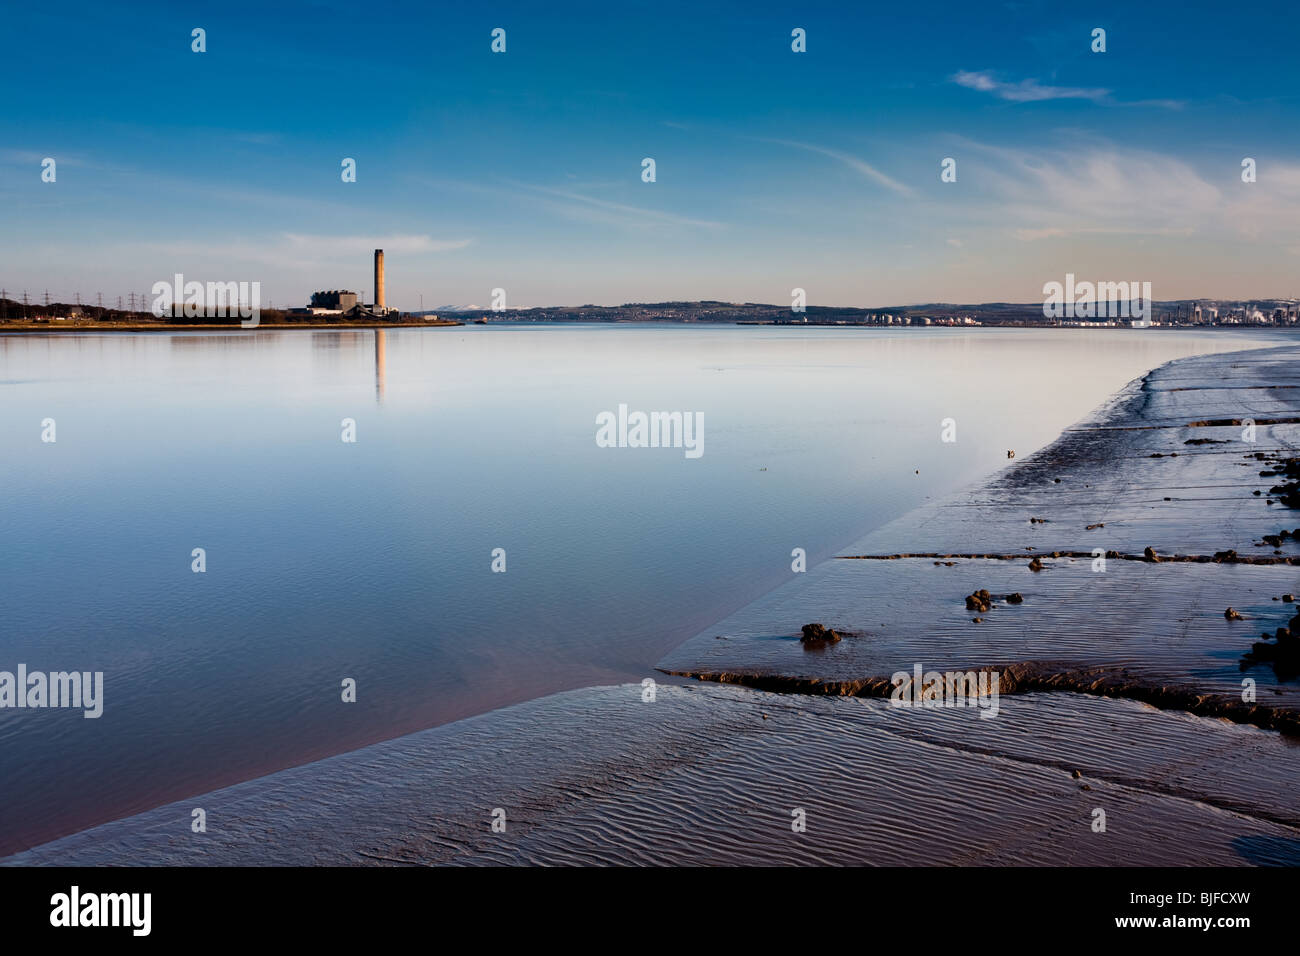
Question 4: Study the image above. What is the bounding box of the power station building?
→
[310,290,360,312]
[292,249,396,318]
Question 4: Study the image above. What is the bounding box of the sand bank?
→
[661,345,1300,732]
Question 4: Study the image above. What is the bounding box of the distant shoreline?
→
[0,320,463,333]
[1,319,1291,334]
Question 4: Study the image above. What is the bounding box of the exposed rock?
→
[1144,547,1159,562]
[1243,626,1300,679]
[1224,607,1242,620]
[1006,592,1024,604]
[965,589,993,612]
[799,623,842,645]
[1028,556,1044,572]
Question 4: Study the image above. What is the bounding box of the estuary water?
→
[0,323,1282,854]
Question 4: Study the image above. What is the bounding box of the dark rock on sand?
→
[800,623,843,645]
[1244,630,1300,679]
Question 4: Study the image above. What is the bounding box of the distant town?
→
[2,293,1298,330]
[424,298,1300,328]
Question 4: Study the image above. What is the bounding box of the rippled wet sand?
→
[6,684,1298,866]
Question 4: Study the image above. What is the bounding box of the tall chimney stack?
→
[374,249,385,310]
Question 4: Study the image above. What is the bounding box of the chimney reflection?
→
[374,329,386,403]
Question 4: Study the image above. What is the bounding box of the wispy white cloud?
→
[510,182,724,229]
[952,70,1183,109]
[1123,99,1187,111]
[765,139,913,196]
[126,233,471,273]
[949,138,1300,246]
[281,234,471,257]
[953,70,1109,103]
[1013,227,1066,241]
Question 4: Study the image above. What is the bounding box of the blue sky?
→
[3,0,1299,308]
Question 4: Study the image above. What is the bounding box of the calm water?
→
[0,324,1281,854]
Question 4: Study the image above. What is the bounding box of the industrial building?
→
[291,249,396,319]
[309,290,360,312]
